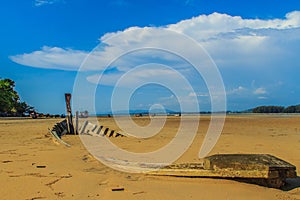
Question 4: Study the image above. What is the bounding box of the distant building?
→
[79,110,89,118]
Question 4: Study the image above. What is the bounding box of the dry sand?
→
[0,114,300,199]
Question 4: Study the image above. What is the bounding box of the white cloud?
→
[87,65,189,88]
[168,11,300,38]
[254,87,267,95]
[34,0,63,7]
[11,11,300,73]
[158,93,200,112]
[167,12,300,69]
[188,92,209,97]
[10,46,87,71]
[10,10,300,112]
[227,86,246,95]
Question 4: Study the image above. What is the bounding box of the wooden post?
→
[65,93,75,134]
[75,111,79,135]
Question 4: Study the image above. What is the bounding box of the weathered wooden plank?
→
[203,154,296,179]
[96,126,103,135]
[48,128,71,147]
[65,93,74,134]
[108,130,115,137]
[147,154,297,188]
[79,121,129,138]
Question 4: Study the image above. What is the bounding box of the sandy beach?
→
[1,114,300,200]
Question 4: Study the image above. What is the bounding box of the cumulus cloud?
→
[167,12,300,70]
[10,11,300,110]
[168,11,300,38]
[11,11,300,73]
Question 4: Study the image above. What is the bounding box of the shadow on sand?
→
[230,177,300,190]
[282,177,300,191]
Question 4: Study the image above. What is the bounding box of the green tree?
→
[284,105,300,113]
[0,78,33,115]
[252,106,284,113]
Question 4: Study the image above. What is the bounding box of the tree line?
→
[252,105,300,113]
[0,78,33,117]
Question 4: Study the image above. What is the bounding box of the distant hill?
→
[102,108,177,116]
[94,104,300,116]
[251,105,300,113]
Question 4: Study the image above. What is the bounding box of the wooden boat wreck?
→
[49,119,297,189]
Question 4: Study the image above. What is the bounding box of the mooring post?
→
[65,93,75,134]
[75,111,79,135]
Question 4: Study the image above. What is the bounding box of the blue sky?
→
[1,0,300,114]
